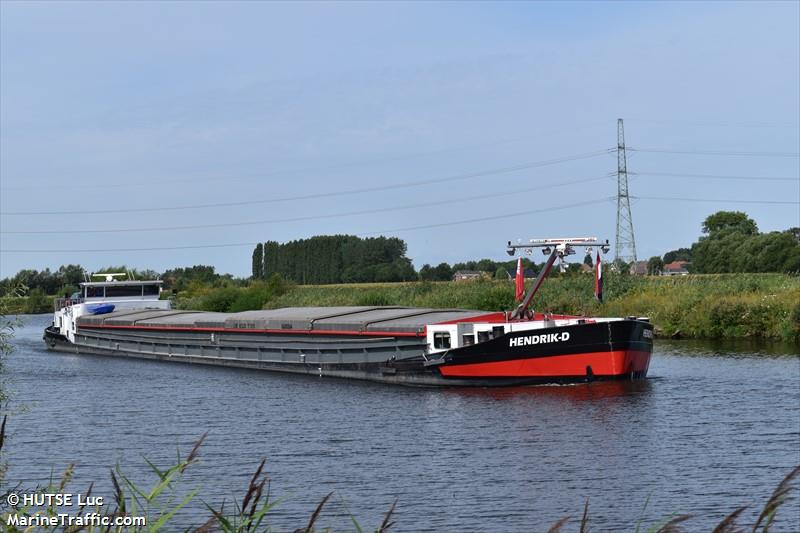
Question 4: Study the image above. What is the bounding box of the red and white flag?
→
[595,252,603,303]
[515,257,525,302]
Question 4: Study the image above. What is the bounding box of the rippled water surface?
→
[3,315,799,531]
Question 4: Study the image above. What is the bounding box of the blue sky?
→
[1,1,798,278]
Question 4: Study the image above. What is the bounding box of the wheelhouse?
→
[81,280,163,301]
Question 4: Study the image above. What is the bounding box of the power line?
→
[4,195,795,254]
[625,118,800,129]
[0,123,610,192]
[1,176,611,235]
[634,196,800,205]
[358,199,607,236]
[0,198,610,253]
[631,171,799,182]
[0,149,613,216]
[628,147,800,158]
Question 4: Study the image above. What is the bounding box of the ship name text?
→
[509,332,570,347]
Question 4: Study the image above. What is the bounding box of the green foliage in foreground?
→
[0,422,797,532]
[258,273,800,342]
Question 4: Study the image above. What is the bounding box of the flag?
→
[515,257,525,302]
[595,252,603,303]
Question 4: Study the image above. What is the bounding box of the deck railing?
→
[54,297,84,311]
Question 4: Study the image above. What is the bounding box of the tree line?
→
[251,235,416,284]
[652,211,799,274]
[0,264,230,298]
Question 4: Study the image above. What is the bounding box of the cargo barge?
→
[44,238,653,387]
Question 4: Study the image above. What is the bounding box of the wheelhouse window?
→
[477,331,490,343]
[85,286,104,298]
[105,285,144,297]
[433,332,451,349]
[492,326,505,338]
[143,284,160,296]
[462,334,475,346]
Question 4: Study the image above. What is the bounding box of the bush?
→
[23,288,50,314]
[198,288,239,312]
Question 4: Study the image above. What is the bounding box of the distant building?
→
[452,270,483,281]
[662,261,690,276]
[580,263,593,274]
[629,261,648,276]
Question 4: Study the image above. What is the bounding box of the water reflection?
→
[446,379,654,403]
[658,338,800,358]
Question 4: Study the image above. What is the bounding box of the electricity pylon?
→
[614,118,637,265]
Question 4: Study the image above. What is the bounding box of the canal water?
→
[2,314,799,532]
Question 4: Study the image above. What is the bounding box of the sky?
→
[1,0,798,278]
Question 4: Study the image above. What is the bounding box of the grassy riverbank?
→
[258,273,800,342]
[3,273,798,342]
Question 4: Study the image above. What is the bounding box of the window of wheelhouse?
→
[143,284,160,296]
[105,285,144,297]
[85,286,104,298]
[433,332,451,349]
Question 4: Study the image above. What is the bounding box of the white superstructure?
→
[52,277,170,343]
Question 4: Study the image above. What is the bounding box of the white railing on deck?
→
[54,298,83,311]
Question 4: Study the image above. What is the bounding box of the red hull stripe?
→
[439,350,651,378]
[79,324,424,338]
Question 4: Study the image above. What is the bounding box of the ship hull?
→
[44,318,652,387]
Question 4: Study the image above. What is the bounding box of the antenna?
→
[615,118,637,265]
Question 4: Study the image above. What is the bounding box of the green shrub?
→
[23,288,50,314]
[198,288,239,312]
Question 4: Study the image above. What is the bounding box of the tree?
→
[692,230,742,273]
[162,265,218,292]
[432,262,453,281]
[252,235,417,284]
[58,264,85,286]
[475,259,496,272]
[689,211,800,273]
[647,256,664,275]
[663,247,692,264]
[495,266,508,279]
[418,264,433,281]
[702,211,758,236]
[252,243,264,279]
